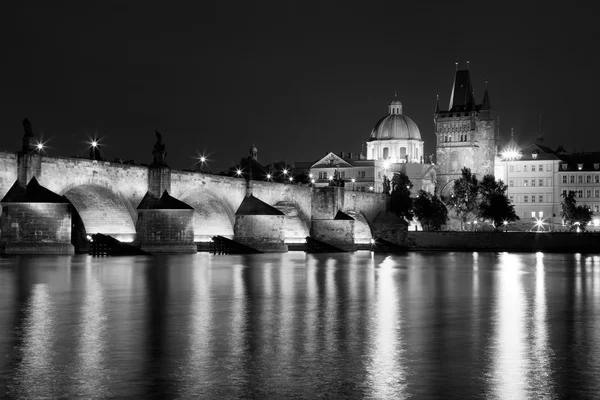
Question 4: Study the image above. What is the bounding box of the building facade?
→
[308,98,436,196]
[435,66,499,196]
[497,142,600,230]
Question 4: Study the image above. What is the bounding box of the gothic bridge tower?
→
[434,64,499,195]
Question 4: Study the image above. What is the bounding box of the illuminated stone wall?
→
[136,209,196,253]
[310,220,356,251]
[234,215,287,252]
[0,203,74,254]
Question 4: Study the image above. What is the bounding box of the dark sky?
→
[1,1,599,172]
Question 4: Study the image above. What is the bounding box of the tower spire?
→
[435,93,440,113]
[481,81,492,111]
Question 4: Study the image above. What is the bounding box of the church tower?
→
[434,63,499,195]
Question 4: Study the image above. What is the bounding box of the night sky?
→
[1,2,598,172]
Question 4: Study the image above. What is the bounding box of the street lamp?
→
[351,177,356,191]
[236,169,242,177]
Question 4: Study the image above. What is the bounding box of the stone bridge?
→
[0,151,392,253]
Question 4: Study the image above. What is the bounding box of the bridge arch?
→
[180,188,236,242]
[63,184,137,243]
[344,210,374,245]
[273,200,310,244]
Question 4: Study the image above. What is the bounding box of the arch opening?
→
[180,189,235,242]
[64,184,137,244]
[273,201,310,244]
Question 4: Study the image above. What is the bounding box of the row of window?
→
[511,195,547,203]
[442,134,470,143]
[561,163,600,170]
[509,178,551,187]
[316,171,366,180]
[561,189,600,198]
[560,174,600,184]
[508,164,552,173]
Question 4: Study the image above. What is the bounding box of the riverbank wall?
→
[406,231,600,253]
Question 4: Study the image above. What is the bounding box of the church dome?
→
[369,99,421,141]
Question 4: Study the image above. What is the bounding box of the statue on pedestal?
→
[382,175,391,194]
[151,131,168,166]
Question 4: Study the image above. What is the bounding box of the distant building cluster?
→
[290,64,600,229]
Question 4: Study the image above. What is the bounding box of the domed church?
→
[367,97,424,164]
[306,96,436,196]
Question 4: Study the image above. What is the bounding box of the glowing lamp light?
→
[236,169,242,176]
[308,173,313,178]
[311,179,315,184]
[503,220,508,226]
[283,169,288,175]
[91,140,98,147]
[36,142,44,150]
[289,177,293,182]
[199,156,206,163]
[369,186,374,191]
[328,175,334,181]
[351,178,356,183]
[382,160,391,170]
[266,174,272,179]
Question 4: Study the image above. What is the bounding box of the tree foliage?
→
[447,169,519,230]
[561,191,593,231]
[447,167,480,229]
[478,174,519,228]
[413,190,448,231]
[391,172,413,221]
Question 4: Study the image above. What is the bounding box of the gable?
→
[311,152,354,169]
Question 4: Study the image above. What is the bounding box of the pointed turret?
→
[481,82,492,111]
[435,93,440,113]
[449,68,476,111]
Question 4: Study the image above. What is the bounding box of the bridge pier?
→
[136,191,196,254]
[0,178,74,255]
[310,187,357,251]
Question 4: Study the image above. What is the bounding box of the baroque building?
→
[306,97,436,195]
[435,65,499,195]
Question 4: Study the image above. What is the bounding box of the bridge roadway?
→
[0,151,388,247]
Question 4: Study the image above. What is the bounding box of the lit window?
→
[578,164,583,170]
[546,164,551,171]
[531,211,535,218]
[524,179,528,186]
[539,211,544,218]
[562,164,567,170]
[532,153,538,159]
[517,165,522,172]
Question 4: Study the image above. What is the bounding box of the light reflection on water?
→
[1,252,600,398]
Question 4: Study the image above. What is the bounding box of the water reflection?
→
[72,262,109,398]
[366,258,406,398]
[2,252,600,398]
[14,284,57,399]
[491,253,527,398]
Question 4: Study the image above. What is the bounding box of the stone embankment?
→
[406,231,600,253]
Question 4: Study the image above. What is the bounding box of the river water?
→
[0,251,599,399]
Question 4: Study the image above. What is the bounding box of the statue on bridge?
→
[328,169,345,187]
[21,118,37,153]
[151,130,168,167]
[382,175,391,194]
